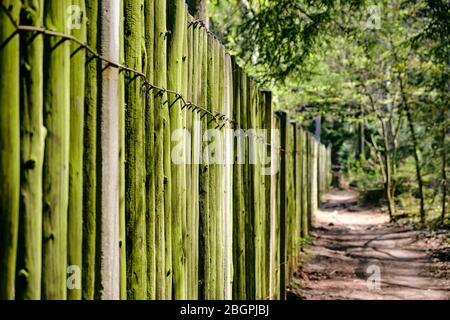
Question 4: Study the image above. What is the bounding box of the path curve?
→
[291,190,450,300]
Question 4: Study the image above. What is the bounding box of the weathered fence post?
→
[205,34,217,299]
[119,0,127,300]
[68,0,86,300]
[167,0,187,300]
[98,0,121,300]
[16,0,45,300]
[311,134,318,228]
[83,0,98,300]
[185,15,194,300]
[301,129,309,238]
[154,0,167,300]
[293,124,302,271]
[263,91,273,300]
[270,112,281,300]
[232,64,246,300]
[224,53,234,300]
[144,0,156,300]
[124,0,147,300]
[275,111,287,300]
[42,0,71,300]
[199,28,211,300]
[0,0,21,300]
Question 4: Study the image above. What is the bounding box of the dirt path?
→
[291,190,450,300]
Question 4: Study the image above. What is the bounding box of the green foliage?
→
[210,0,449,222]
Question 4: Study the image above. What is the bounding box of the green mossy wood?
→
[16,0,45,300]
[68,0,86,301]
[124,0,147,300]
[42,0,71,300]
[0,0,21,300]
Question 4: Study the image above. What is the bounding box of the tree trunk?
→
[187,0,208,26]
[382,123,396,220]
[405,107,426,223]
[0,0,21,300]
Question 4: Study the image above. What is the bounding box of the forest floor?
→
[290,189,450,300]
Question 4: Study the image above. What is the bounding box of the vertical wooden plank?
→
[124,0,147,300]
[185,15,194,300]
[0,0,21,300]
[253,90,265,300]
[98,0,121,299]
[154,0,167,300]
[246,78,256,300]
[275,111,287,300]
[206,36,217,299]
[191,22,202,300]
[167,0,187,300]
[232,64,246,300]
[119,0,127,300]
[270,113,280,300]
[215,44,225,300]
[263,92,273,300]
[294,125,302,265]
[68,0,86,301]
[285,122,296,282]
[162,1,173,299]
[83,0,98,300]
[301,129,308,238]
[224,53,233,300]
[144,0,156,300]
[16,0,45,300]
[199,28,210,299]
[311,135,318,228]
[257,91,266,300]
[307,133,312,231]
[42,0,70,300]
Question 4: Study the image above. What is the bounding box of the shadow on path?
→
[290,190,450,300]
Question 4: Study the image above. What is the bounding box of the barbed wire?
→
[0,2,288,153]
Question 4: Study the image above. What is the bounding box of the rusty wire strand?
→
[0,2,284,153]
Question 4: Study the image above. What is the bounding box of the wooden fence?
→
[0,0,331,300]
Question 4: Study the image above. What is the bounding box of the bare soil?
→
[290,190,450,300]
